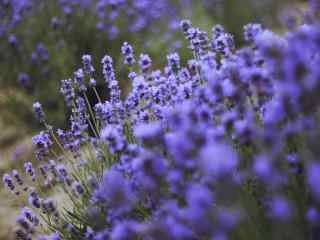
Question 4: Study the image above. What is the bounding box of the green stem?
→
[93,87,102,103]
[83,92,100,137]
[45,123,65,154]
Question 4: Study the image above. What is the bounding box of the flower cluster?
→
[1,0,180,70]
[3,2,320,240]
[0,0,185,127]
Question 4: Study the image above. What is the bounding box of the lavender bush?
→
[0,0,299,128]
[3,1,320,240]
[0,0,185,126]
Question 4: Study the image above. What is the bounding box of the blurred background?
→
[0,0,308,238]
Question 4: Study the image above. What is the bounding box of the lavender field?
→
[1,0,320,239]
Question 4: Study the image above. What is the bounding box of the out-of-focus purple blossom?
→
[93,169,136,217]
[134,122,164,148]
[74,68,87,92]
[8,34,17,46]
[307,207,319,224]
[60,79,75,106]
[33,102,45,123]
[18,73,31,88]
[307,162,320,201]
[32,132,53,161]
[199,141,238,179]
[5,10,320,240]
[269,197,292,222]
[244,23,263,42]
[101,125,127,155]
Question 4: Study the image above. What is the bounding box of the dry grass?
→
[0,90,35,239]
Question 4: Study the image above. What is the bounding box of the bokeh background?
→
[0,0,308,238]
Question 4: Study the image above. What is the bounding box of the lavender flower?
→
[101,125,127,155]
[121,42,135,66]
[74,68,87,92]
[139,54,152,73]
[269,197,292,222]
[82,54,95,77]
[167,52,180,72]
[33,102,45,123]
[92,169,136,217]
[32,132,53,161]
[307,162,320,201]
[244,23,263,42]
[60,79,75,106]
[18,73,31,88]
[3,173,17,194]
[101,55,115,84]
[24,162,36,182]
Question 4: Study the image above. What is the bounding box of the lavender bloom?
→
[74,68,87,92]
[16,214,34,233]
[269,197,292,222]
[21,207,39,226]
[36,43,49,61]
[199,141,238,179]
[18,73,31,87]
[186,184,214,210]
[109,79,121,104]
[132,150,167,193]
[180,19,192,36]
[56,164,68,179]
[85,227,94,239]
[51,233,61,240]
[82,54,95,77]
[32,132,53,161]
[28,189,41,209]
[139,54,152,73]
[15,229,31,240]
[24,162,36,182]
[243,23,263,42]
[110,221,139,240]
[212,32,235,57]
[310,0,320,13]
[307,207,319,224]
[33,102,45,123]
[212,24,225,39]
[12,169,27,191]
[121,42,135,66]
[101,125,127,155]
[101,55,121,104]
[167,52,180,72]
[41,198,58,215]
[307,162,320,201]
[92,169,136,217]
[3,173,16,194]
[8,34,17,46]
[51,16,60,29]
[71,181,85,195]
[60,79,75,106]
[253,155,274,182]
[89,78,97,87]
[134,122,164,148]
[101,55,115,84]
[198,31,210,53]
